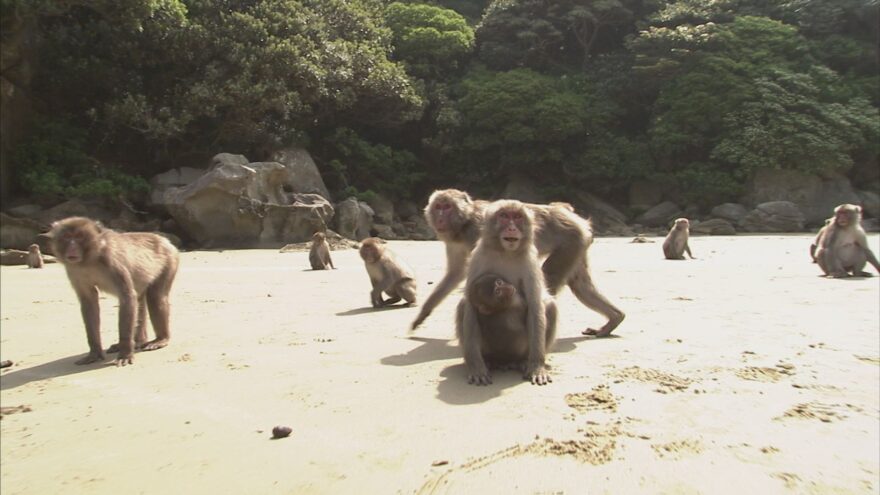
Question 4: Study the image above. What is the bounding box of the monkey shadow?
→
[435,364,523,404]
[380,337,460,366]
[336,305,415,316]
[0,355,108,390]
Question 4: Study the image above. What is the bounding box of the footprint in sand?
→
[651,439,703,459]
[608,366,692,393]
[735,363,795,383]
[565,385,618,413]
[775,401,863,423]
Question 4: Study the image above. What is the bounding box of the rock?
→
[710,203,749,223]
[0,248,56,265]
[271,426,292,439]
[36,199,115,225]
[279,229,357,252]
[150,167,210,206]
[6,204,42,218]
[569,192,629,235]
[334,198,374,241]
[402,216,436,240]
[634,201,681,227]
[857,190,880,219]
[743,169,860,225]
[155,157,334,247]
[270,148,331,201]
[396,200,421,220]
[739,201,806,232]
[0,212,48,250]
[209,153,249,170]
[691,218,736,235]
[628,180,666,211]
[372,223,399,240]
[862,218,879,232]
[502,173,547,203]
[366,195,395,225]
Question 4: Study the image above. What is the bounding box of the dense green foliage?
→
[5,0,878,207]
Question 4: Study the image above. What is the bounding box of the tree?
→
[385,2,474,79]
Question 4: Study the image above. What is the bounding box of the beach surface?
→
[1,235,878,494]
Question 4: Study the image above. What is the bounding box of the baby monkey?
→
[309,232,335,270]
[27,244,44,268]
[359,237,417,307]
[663,218,694,260]
[457,273,557,379]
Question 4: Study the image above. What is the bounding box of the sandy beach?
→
[1,235,878,494]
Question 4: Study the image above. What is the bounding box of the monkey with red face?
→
[458,200,551,385]
[813,204,879,278]
[414,189,623,337]
[49,217,179,366]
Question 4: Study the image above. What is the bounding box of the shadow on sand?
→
[0,355,113,391]
[335,304,414,316]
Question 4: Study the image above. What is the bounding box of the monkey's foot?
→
[525,364,552,385]
[75,352,106,365]
[854,271,873,277]
[114,354,134,367]
[140,339,169,351]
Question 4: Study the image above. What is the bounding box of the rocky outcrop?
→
[743,169,860,226]
[334,198,374,241]
[739,201,806,232]
[154,155,334,247]
[635,201,681,228]
[710,203,749,224]
[0,212,47,250]
[270,148,331,201]
[690,218,736,235]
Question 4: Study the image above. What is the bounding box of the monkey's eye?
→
[499,212,510,220]
[436,203,451,211]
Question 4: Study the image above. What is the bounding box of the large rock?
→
[628,180,666,212]
[502,173,547,203]
[150,166,207,205]
[635,201,681,227]
[743,169,860,225]
[739,201,806,232]
[857,190,880,219]
[569,192,630,236]
[710,203,749,223]
[155,156,333,247]
[0,212,48,250]
[334,197,374,241]
[691,218,736,235]
[366,195,395,225]
[36,199,115,225]
[403,216,436,240]
[270,148,331,201]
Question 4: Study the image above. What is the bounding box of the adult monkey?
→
[459,200,551,385]
[812,204,880,277]
[412,189,624,337]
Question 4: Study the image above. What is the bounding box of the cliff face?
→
[0,11,35,206]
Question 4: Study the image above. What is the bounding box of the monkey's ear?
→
[856,205,863,213]
[94,221,105,232]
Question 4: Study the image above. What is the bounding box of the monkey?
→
[49,217,179,366]
[26,244,44,268]
[309,232,335,270]
[810,218,832,263]
[412,189,624,337]
[662,218,694,260]
[456,272,557,384]
[458,200,551,385]
[359,237,417,308]
[812,204,880,278]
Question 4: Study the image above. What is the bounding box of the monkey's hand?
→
[74,351,106,365]
[114,353,134,366]
[410,308,430,331]
[524,362,552,386]
[467,367,492,386]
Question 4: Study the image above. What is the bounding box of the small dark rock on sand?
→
[272,426,293,439]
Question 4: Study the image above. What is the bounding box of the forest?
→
[1,0,878,210]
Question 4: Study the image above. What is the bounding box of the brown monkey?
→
[413,189,624,337]
[459,200,550,385]
[809,218,832,263]
[309,232,335,270]
[456,273,557,384]
[359,237,417,307]
[662,218,694,260]
[26,244,44,268]
[49,217,179,366]
[813,204,880,278]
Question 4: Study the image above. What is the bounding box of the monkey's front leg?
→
[524,301,551,386]
[461,304,491,385]
[114,291,138,366]
[75,287,106,365]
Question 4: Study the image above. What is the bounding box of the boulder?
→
[334,197,374,241]
[569,192,629,235]
[36,199,115,225]
[0,212,48,250]
[366,195,395,225]
[634,201,681,227]
[502,173,547,203]
[739,201,806,232]
[690,218,736,235]
[270,148,331,201]
[155,157,333,247]
[402,216,436,240]
[857,190,880,219]
[372,223,400,240]
[396,200,421,221]
[150,166,209,205]
[0,248,55,266]
[628,180,666,212]
[710,203,749,223]
[743,169,860,225]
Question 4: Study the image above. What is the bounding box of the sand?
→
[1,235,878,494]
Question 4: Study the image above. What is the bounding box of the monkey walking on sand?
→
[49,217,179,366]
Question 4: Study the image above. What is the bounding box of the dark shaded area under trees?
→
[1,0,877,210]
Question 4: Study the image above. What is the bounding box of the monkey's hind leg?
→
[568,263,624,337]
[143,262,177,351]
